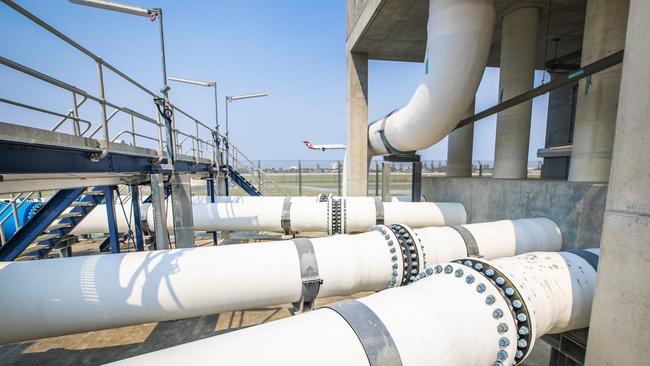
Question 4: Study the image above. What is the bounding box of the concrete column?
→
[568,0,629,182]
[585,1,648,363]
[493,7,539,179]
[344,51,369,196]
[447,100,475,177]
[381,161,391,202]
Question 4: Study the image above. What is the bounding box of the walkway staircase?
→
[0,187,105,261]
[227,165,262,196]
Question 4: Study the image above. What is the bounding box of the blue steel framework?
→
[0,0,282,260]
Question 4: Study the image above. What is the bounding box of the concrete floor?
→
[0,236,552,365]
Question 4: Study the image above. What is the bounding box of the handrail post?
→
[96,59,109,160]
[71,92,81,136]
[130,114,136,146]
[195,121,200,160]
[9,194,20,232]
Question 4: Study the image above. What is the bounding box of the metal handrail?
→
[112,130,160,144]
[0,2,210,162]
[0,97,95,126]
[51,96,91,136]
[1,0,157,99]
[0,192,35,245]
[228,144,288,196]
[0,0,283,183]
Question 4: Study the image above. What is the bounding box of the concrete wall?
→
[346,0,370,36]
[422,177,607,249]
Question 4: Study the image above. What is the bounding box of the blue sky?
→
[0,0,548,161]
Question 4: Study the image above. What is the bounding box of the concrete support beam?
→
[344,51,369,196]
[568,0,630,182]
[493,7,539,179]
[447,100,475,177]
[585,1,649,363]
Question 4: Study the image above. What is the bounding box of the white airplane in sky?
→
[303,139,346,151]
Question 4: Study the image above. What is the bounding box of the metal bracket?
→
[450,225,480,257]
[377,108,415,156]
[323,300,403,366]
[280,196,292,236]
[290,238,322,313]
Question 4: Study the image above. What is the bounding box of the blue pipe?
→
[0,200,43,240]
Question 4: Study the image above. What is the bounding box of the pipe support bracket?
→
[322,299,403,366]
[291,238,322,313]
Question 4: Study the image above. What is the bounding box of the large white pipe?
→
[0,218,559,344]
[367,0,495,155]
[71,198,467,235]
[110,248,597,366]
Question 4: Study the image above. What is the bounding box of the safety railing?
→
[226,143,288,196]
[0,192,37,246]
[0,1,217,164]
[0,0,285,197]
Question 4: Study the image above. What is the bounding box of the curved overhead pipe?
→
[0,218,559,344]
[110,248,597,366]
[71,197,467,235]
[368,0,496,155]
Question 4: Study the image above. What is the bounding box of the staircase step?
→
[25,243,50,251]
[47,223,72,230]
[15,254,38,261]
[71,201,96,207]
[34,233,61,242]
[59,212,83,219]
[83,190,105,196]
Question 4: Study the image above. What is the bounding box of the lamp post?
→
[68,0,174,165]
[168,76,220,245]
[168,76,219,134]
[70,0,194,249]
[224,92,268,195]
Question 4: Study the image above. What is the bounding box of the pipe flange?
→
[329,198,346,235]
[455,258,534,364]
[369,225,404,288]
[387,224,425,285]
[428,261,520,366]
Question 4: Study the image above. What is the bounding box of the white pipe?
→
[368,0,495,155]
[0,218,558,344]
[110,249,597,366]
[71,198,467,235]
[416,217,563,263]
